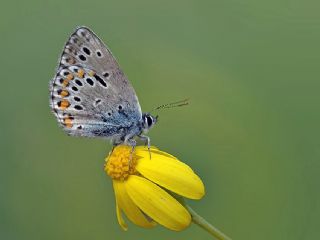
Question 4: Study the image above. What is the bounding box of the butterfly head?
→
[141,113,158,132]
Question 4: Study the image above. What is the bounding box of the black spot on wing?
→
[74,105,83,110]
[96,51,102,57]
[71,86,78,91]
[94,74,107,88]
[82,47,91,55]
[75,80,83,86]
[79,55,86,61]
[86,78,94,86]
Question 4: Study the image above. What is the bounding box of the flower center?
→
[104,145,138,180]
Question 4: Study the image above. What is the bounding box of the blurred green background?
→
[1,0,319,239]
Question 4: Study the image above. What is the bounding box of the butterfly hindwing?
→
[49,26,142,138]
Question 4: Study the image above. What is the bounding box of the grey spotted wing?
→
[49,26,142,138]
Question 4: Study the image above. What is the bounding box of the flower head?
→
[104,145,205,231]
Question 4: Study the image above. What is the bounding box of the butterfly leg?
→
[112,145,115,152]
[138,135,151,159]
[126,138,136,168]
[107,145,115,158]
[110,138,122,156]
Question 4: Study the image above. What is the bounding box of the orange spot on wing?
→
[62,80,69,87]
[77,69,85,78]
[59,90,69,97]
[64,117,73,128]
[59,100,70,110]
[89,71,95,77]
[62,74,74,87]
[66,74,74,81]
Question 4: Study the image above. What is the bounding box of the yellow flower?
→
[104,145,205,231]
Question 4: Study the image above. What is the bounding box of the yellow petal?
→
[113,180,155,229]
[115,195,128,231]
[125,175,191,231]
[135,148,205,199]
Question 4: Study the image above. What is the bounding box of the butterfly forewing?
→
[49,26,142,138]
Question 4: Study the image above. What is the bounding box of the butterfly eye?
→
[146,116,153,127]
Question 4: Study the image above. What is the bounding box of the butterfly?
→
[49,26,158,149]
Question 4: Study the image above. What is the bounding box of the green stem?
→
[186,205,232,240]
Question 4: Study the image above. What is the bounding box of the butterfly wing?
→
[49,26,142,138]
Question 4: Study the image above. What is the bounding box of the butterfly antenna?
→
[151,98,190,112]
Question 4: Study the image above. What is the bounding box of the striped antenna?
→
[151,98,189,112]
